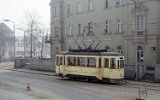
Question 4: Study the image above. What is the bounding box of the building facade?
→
[0,23,14,62]
[15,36,31,58]
[16,36,51,59]
[50,0,160,79]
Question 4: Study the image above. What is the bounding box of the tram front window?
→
[110,58,116,69]
[56,56,59,65]
[120,60,124,68]
[60,57,63,65]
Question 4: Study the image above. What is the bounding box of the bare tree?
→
[23,10,42,58]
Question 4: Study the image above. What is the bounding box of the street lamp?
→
[17,28,26,58]
[3,19,16,66]
[131,0,138,80]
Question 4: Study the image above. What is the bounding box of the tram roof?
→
[57,52,123,56]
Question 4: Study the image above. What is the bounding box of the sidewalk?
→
[10,68,56,76]
[126,80,160,90]
[0,62,14,69]
[0,62,14,66]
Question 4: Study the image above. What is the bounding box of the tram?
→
[55,50,124,83]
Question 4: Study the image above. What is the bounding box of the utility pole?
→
[41,29,44,58]
[24,31,26,58]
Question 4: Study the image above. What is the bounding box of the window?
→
[60,57,63,65]
[118,60,120,68]
[120,59,124,68]
[55,6,60,17]
[87,57,96,67]
[87,22,94,36]
[56,56,59,65]
[68,46,72,51]
[110,58,116,69]
[77,24,82,34]
[77,57,85,66]
[68,57,76,66]
[56,48,59,53]
[88,0,93,11]
[68,25,73,36]
[105,46,111,52]
[17,43,19,47]
[118,49,123,54]
[104,58,109,68]
[55,27,59,37]
[77,2,82,13]
[116,0,123,6]
[67,4,72,15]
[117,19,123,33]
[105,20,110,33]
[137,16,145,31]
[117,46,123,54]
[99,58,101,68]
[105,0,110,8]
[137,46,144,62]
[137,0,143,2]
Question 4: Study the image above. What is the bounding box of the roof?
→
[57,51,123,56]
[0,23,13,35]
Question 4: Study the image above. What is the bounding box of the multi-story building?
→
[0,23,14,62]
[16,36,51,58]
[15,36,30,58]
[50,0,160,80]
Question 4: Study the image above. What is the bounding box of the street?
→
[0,63,160,100]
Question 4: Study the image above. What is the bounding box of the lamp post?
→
[135,1,138,81]
[40,29,44,59]
[3,19,16,65]
[17,28,26,58]
[132,0,138,80]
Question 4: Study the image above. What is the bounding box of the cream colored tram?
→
[56,52,124,83]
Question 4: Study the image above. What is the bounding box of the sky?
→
[0,0,50,36]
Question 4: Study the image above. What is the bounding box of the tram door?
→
[56,56,64,75]
[102,57,110,78]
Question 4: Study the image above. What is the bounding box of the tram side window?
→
[64,57,65,65]
[60,57,63,65]
[99,58,101,68]
[117,60,120,68]
[120,60,124,68]
[56,56,59,65]
[104,58,109,68]
[68,57,76,66]
[87,57,96,67]
[110,58,116,69]
[77,57,85,67]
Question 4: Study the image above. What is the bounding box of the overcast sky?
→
[0,0,50,35]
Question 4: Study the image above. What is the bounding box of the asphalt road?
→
[0,62,160,100]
